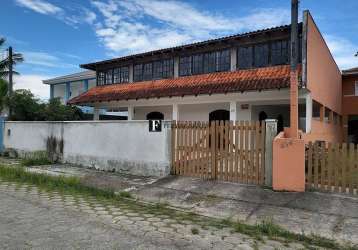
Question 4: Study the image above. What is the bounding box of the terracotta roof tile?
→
[68,65,297,105]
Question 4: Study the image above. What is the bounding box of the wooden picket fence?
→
[171,120,266,185]
[306,142,358,195]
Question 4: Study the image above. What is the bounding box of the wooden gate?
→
[171,120,266,185]
[306,142,358,195]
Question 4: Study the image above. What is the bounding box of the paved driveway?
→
[0,180,309,250]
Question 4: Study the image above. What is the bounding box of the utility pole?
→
[289,0,299,139]
[8,46,13,96]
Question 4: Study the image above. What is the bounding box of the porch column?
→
[93,106,100,121]
[172,103,178,121]
[305,93,312,133]
[127,106,134,120]
[229,101,237,121]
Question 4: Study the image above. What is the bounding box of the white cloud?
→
[23,51,76,68]
[15,0,62,15]
[91,0,290,55]
[15,0,96,28]
[14,74,51,100]
[324,34,358,69]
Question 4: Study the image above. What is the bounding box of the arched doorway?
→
[209,109,230,122]
[276,114,284,133]
[146,111,164,120]
[258,111,268,122]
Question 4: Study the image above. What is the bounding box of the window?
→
[271,40,289,65]
[153,61,163,79]
[217,49,231,72]
[105,69,113,84]
[192,54,203,75]
[237,46,253,69]
[179,49,231,76]
[202,52,216,73]
[179,56,191,76]
[97,71,105,85]
[120,66,129,83]
[254,43,269,67]
[133,64,143,82]
[162,59,173,78]
[355,81,358,96]
[113,68,120,83]
[143,63,153,81]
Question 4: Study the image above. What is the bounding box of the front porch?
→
[92,89,309,133]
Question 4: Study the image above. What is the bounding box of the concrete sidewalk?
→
[5,161,358,246]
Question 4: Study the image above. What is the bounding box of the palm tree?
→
[0,37,24,78]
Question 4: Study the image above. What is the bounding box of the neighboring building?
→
[342,67,358,144]
[43,70,96,114]
[68,11,342,143]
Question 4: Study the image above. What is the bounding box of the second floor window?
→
[254,44,269,68]
[134,59,174,82]
[355,81,358,96]
[179,49,231,76]
[271,40,289,65]
[98,66,129,86]
[237,46,253,69]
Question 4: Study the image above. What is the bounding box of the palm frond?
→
[0,38,5,47]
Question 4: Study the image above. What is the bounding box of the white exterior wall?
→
[53,84,66,103]
[179,103,229,121]
[134,106,172,120]
[3,121,171,177]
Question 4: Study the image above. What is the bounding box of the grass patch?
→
[0,164,356,250]
[118,191,132,199]
[21,151,53,166]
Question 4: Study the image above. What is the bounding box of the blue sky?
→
[0,0,357,99]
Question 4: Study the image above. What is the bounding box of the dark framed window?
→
[133,64,143,82]
[143,63,153,81]
[254,43,269,67]
[192,54,203,75]
[203,52,216,73]
[153,61,163,79]
[237,46,253,69]
[217,49,231,72]
[113,68,120,83]
[162,59,173,78]
[179,56,191,76]
[105,69,113,84]
[97,71,105,85]
[120,66,129,83]
[271,40,289,65]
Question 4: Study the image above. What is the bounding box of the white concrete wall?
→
[179,103,229,121]
[3,121,171,177]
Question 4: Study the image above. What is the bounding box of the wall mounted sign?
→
[149,120,162,132]
[241,104,250,110]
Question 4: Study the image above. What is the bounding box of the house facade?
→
[68,11,342,143]
[43,70,97,114]
[342,67,358,144]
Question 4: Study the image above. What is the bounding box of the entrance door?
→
[209,110,230,122]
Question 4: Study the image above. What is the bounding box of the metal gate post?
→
[264,119,277,187]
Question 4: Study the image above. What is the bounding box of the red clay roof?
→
[68,65,296,105]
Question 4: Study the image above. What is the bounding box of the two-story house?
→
[68,10,342,143]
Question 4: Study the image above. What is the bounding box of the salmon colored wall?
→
[342,75,358,115]
[303,119,342,143]
[273,132,305,192]
[306,12,342,114]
